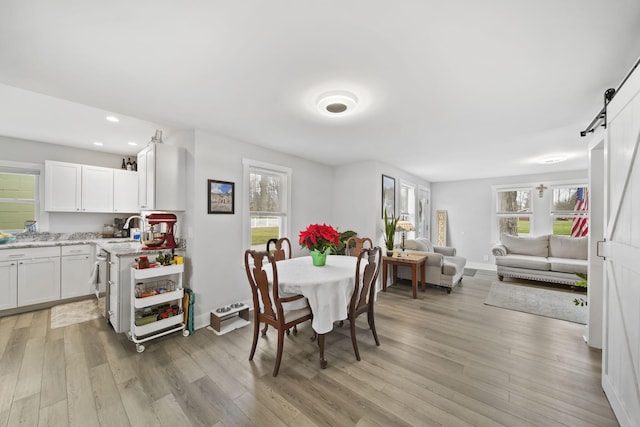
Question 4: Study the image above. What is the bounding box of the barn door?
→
[601,67,640,426]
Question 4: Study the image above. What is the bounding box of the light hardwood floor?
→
[0,270,618,426]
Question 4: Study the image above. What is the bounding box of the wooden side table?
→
[382,253,427,299]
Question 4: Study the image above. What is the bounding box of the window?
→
[0,166,39,233]
[551,186,588,236]
[244,160,291,250]
[399,181,416,238]
[496,188,532,236]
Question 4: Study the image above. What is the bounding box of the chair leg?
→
[350,317,361,361]
[273,328,285,377]
[249,319,260,361]
[261,324,268,336]
[293,325,298,335]
[368,308,380,346]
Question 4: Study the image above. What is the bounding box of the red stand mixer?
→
[142,213,177,250]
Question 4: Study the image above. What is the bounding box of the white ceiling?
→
[1,1,639,182]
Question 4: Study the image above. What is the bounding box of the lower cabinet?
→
[0,260,18,310]
[61,245,92,298]
[17,254,61,306]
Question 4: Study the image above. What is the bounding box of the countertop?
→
[0,232,186,257]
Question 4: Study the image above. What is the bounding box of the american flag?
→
[571,187,589,237]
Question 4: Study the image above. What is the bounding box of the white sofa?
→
[395,238,467,293]
[491,234,587,286]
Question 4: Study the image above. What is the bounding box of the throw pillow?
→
[549,235,588,260]
[500,233,549,257]
[416,237,434,252]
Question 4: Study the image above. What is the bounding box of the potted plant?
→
[383,209,399,257]
[573,272,588,306]
[299,223,341,266]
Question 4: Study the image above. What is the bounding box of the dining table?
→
[265,254,361,369]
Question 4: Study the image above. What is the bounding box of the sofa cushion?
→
[549,235,588,260]
[501,234,549,257]
[495,254,550,271]
[416,238,434,252]
[548,257,588,274]
[404,239,427,251]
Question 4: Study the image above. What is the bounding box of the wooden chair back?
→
[266,237,293,261]
[243,249,312,376]
[348,246,382,360]
[345,236,374,257]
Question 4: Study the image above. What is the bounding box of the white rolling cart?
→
[129,263,188,353]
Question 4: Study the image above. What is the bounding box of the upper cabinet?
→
[45,161,82,211]
[45,160,138,213]
[82,165,114,212]
[113,169,139,213]
[138,143,185,211]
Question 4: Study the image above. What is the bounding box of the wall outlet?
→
[483,255,489,261]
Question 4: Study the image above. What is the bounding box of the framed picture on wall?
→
[382,174,395,218]
[208,179,235,214]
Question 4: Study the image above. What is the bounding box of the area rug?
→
[50,297,104,329]
[464,268,477,277]
[485,282,587,324]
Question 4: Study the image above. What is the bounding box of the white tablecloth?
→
[266,255,359,334]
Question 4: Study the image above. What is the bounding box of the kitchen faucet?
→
[123,215,146,232]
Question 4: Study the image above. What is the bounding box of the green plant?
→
[573,272,588,306]
[334,230,357,255]
[383,209,399,252]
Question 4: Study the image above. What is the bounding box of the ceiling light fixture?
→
[128,141,138,146]
[317,90,358,116]
[93,141,103,146]
[105,116,119,123]
[539,156,567,164]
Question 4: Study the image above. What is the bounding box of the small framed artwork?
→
[381,174,395,218]
[208,179,235,214]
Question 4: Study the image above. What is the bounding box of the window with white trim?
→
[245,160,291,250]
[496,188,532,236]
[0,166,40,233]
[551,185,589,236]
[399,181,416,239]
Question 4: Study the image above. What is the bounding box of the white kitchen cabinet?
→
[61,245,92,299]
[113,169,139,213]
[11,247,62,306]
[45,161,113,212]
[137,143,185,211]
[45,161,82,211]
[81,165,114,212]
[0,260,18,310]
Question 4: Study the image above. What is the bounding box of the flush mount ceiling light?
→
[105,115,119,123]
[128,141,138,146]
[92,141,103,146]
[317,90,358,116]
[539,156,567,164]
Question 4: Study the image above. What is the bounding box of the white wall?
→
[431,169,588,269]
[189,129,334,328]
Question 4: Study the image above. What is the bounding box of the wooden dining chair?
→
[347,246,382,361]
[266,237,292,261]
[244,249,312,377]
[345,236,374,257]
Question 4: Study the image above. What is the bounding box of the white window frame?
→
[242,158,292,250]
[550,183,589,236]
[0,161,47,233]
[492,185,534,240]
[399,180,417,239]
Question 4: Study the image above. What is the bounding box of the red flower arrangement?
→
[299,223,340,253]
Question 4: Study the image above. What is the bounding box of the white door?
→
[17,256,61,306]
[0,260,18,310]
[44,160,81,211]
[113,169,139,213]
[601,67,640,426]
[61,254,92,299]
